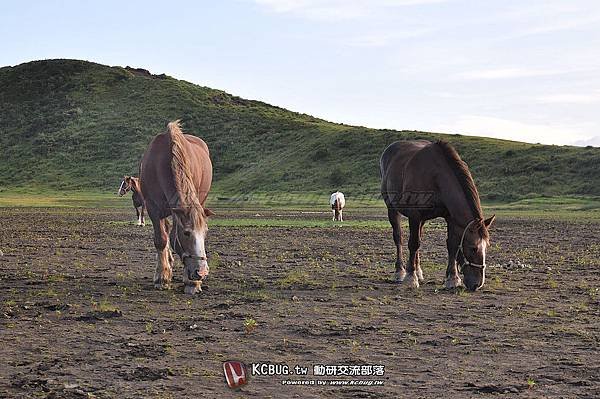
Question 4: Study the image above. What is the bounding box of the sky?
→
[2,0,600,146]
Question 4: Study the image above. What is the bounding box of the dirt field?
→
[1,207,599,398]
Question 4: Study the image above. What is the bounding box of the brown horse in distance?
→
[118,176,145,226]
[140,121,213,295]
[380,140,495,291]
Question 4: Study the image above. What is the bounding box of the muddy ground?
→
[1,208,599,398]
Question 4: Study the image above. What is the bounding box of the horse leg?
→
[136,207,143,226]
[140,204,146,226]
[152,218,173,289]
[388,209,405,282]
[339,209,343,222]
[445,225,463,289]
[415,221,425,282]
[405,217,422,288]
[164,218,174,264]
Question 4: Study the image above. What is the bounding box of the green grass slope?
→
[1,59,599,200]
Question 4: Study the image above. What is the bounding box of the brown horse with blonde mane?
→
[140,120,213,295]
[380,140,495,291]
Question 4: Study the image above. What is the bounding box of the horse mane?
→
[130,176,140,191]
[435,141,487,237]
[130,177,145,202]
[168,120,205,228]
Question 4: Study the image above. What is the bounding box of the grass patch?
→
[486,196,600,219]
[0,189,128,208]
[238,290,272,303]
[279,270,318,289]
[244,318,258,334]
[3,188,600,222]
[211,218,390,229]
[94,298,120,313]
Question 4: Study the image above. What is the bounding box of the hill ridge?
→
[1,58,599,200]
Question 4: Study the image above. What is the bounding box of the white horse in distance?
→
[330,191,346,221]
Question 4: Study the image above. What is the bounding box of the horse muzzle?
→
[183,254,209,281]
[462,263,486,291]
[190,268,208,281]
[183,259,208,295]
[464,280,483,292]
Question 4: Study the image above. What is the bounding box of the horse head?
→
[171,206,214,294]
[458,215,496,291]
[118,176,133,196]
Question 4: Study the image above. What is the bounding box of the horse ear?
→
[483,215,496,229]
[204,208,215,217]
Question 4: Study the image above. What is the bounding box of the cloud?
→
[437,115,594,146]
[343,28,434,47]
[536,91,600,104]
[253,0,449,21]
[455,67,570,80]
[521,15,600,36]
[501,3,600,37]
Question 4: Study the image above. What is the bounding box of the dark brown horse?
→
[140,121,213,295]
[117,176,145,226]
[380,140,495,291]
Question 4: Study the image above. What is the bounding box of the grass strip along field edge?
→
[1,190,600,222]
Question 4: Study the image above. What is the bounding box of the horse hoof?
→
[395,269,407,283]
[404,273,420,288]
[154,280,172,290]
[416,269,424,282]
[444,276,463,289]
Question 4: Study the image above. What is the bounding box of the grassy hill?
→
[1,59,599,201]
